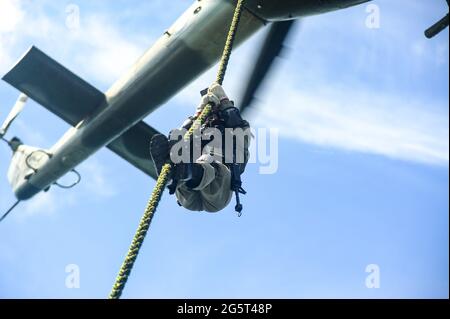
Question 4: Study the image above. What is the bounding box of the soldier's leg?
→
[175,155,232,213]
[190,154,233,213]
[175,184,204,211]
[197,161,233,213]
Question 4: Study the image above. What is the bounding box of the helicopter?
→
[1,0,448,220]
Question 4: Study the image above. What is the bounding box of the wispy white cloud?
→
[0,0,24,33]
[79,158,117,198]
[253,83,449,165]
[0,0,23,71]
[0,0,147,85]
[22,191,58,217]
[66,15,146,85]
[14,156,116,220]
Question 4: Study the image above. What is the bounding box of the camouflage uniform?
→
[151,84,250,213]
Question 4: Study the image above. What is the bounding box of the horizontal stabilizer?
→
[107,121,161,179]
[2,46,105,126]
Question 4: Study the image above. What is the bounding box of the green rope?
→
[109,0,247,299]
[216,0,245,86]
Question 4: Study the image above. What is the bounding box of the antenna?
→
[0,200,21,224]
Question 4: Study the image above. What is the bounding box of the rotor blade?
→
[239,20,295,115]
[425,13,449,38]
[0,94,28,137]
[425,0,449,38]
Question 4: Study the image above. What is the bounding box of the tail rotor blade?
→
[0,94,28,138]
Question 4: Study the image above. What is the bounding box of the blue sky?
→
[0,0,448,298]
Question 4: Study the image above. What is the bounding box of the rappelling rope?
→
[109,0,246,299]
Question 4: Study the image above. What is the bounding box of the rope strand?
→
[109,0,247,299]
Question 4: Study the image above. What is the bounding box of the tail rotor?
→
[0,93,28,150]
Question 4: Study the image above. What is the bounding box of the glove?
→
[208,83,228,102]
[195,83,229,115]
[195,94,220,115]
